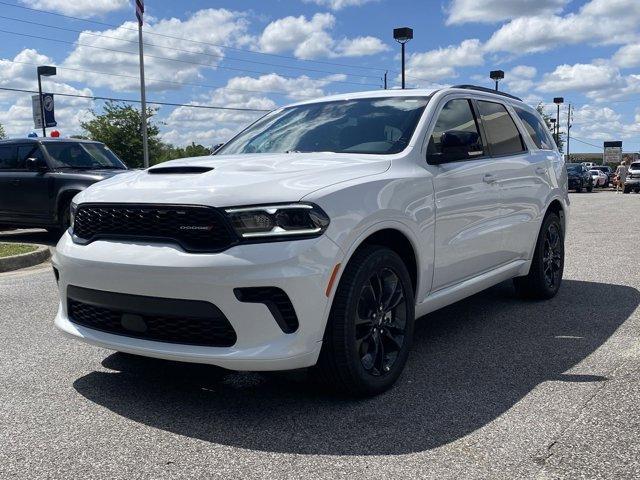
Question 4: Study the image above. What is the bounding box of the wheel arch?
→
[546,198,565,235]
[55,188,82,221]
[335,226,420,302]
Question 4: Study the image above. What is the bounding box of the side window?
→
[477,101,525,156]
[514,107,555,150]
[17,145,45,170]
[427,98,484,163]
[0,146,17,170]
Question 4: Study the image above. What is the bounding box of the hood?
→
[75,153,391,206]
[56,168,128,181]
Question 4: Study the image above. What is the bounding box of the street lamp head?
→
[550,118,556,124]
[37,65,57,77]
[489,70,504,81]
[393,27,413,43]
[553,96,564,104]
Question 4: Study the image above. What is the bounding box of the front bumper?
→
[53,232,344,371]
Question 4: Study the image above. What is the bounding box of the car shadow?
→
[0,229,60,247]
[72,279,639,455]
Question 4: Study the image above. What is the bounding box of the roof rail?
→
[451,85,522,101]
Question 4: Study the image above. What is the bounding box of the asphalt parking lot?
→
[1,190,639,480]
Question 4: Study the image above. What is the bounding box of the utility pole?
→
[566,103,572,161]
[136,0,149,168]
[383,71,388,90]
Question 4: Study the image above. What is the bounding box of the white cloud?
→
[485,0,640,54]
[612,43,640,68]
[20,0,129,18]
[571,105,640,141]
[405,39,484,83]
[503,65,537,93]
[62,9,252,92]
[162,73,340,146]
[305,0,378,10]
[0,49,93,137]
[257,13,387,59]
[335,36,389,57]
[446,0,568,25]
[537,63,624,93]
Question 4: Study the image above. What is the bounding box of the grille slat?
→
[73,204,237,252]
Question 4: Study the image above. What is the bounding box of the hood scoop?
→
[148,166,213,174]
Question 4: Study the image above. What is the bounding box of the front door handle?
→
[10,179,20,186]
[535,166,547,175]
[483,173,497,184]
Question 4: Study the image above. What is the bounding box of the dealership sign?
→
[603,141,622,164]
[31,93,57,129]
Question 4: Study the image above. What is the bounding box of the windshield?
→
[217,97,431,155]
[44,142,127,170]
[630,163,640,170]
[567,164,582,172]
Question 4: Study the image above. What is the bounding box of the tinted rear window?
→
[514,107,555,150]
[477,101,525,156]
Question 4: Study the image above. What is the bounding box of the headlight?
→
[70,202,78,229]
[225,203,329,240]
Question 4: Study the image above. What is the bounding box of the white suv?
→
[53,86,568,396]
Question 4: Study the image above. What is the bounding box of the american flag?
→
[135,0,144,26]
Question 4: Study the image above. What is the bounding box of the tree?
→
[81,101,164,168]
[536,103,564,153]
[0,121,6,140]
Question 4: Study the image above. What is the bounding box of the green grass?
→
[0,243,37,258]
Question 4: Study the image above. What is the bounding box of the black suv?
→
[0,138,127,232]
[566,163,593,193]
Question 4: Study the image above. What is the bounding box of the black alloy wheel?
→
[542,222,563,290]
[513,212,564,299]
[314,245,415,396]
[355,267,407,377]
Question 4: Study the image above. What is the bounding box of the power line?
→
[0,14,382,80]
[570,136,603,149]
[0,28,380,88]
[0,0,388,73]
[3,59,325,98]
[0,86,272,112]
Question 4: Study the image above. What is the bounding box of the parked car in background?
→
[0,138,128,233]
[53,86,568,396]
[567,163,593,192]
[589,169,608,188]
[624,161,640,193]
[590,165,613,186]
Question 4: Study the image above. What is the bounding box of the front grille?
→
[67,286,237,347]
[73,204,237,252]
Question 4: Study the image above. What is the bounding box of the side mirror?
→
[427,130,483,165]
[25,157,48,172]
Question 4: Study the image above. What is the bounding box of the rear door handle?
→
[483,173,497,184]
[535,166,547,175]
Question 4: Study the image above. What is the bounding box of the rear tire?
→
[513,213,564,300]
[575,183,582,193]
[313,245,415,396]
[586,182,593,192]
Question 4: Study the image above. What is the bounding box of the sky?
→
[0,0,639,153]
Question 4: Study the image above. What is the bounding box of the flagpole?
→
[136,0,149,168]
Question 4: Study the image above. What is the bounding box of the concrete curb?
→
[0,245,51,273]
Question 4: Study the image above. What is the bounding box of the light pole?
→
[393,27,413,89]
[553,97,564,146]
[37,65,56,138]
[490,70,504,91]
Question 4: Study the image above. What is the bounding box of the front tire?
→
[314,246,415,396]
[513,213,564,300]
